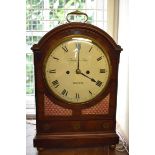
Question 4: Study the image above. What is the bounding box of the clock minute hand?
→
[76,42,81,70]
[80,72,96,82]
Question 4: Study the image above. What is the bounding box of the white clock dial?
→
[44,37,111,104]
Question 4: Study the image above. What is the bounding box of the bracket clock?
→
[31,11,122,149]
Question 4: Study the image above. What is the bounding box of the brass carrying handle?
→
[66,10,88,23]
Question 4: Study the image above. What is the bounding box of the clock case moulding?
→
[31,22,123,149]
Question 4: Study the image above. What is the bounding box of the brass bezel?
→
[43,34,112,105]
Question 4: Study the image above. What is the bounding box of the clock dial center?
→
[76,69,81,74]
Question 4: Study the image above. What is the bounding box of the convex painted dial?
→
[44,37,111,104]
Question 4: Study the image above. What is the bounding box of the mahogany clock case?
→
[31,22,122,148]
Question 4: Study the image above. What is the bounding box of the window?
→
[26,0,118,115]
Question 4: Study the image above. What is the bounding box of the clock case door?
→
[32,22,122,148]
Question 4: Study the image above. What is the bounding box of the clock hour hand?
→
[80,72,96,82]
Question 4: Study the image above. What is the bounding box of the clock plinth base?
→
[33,132,119,148]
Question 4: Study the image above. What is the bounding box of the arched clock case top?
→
[32,22,122,110]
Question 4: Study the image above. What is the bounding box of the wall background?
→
[117,0,129,143]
